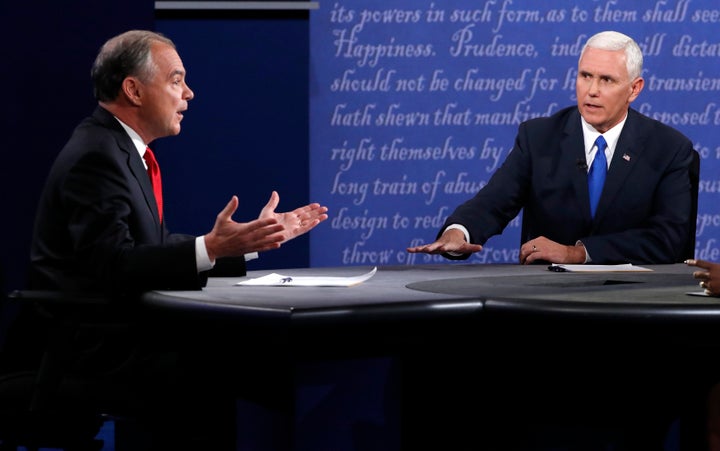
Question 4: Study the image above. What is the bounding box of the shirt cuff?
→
[444,224,470,257]
[196,236,214,272]
[196,237,259,273]
[575,240,591,263]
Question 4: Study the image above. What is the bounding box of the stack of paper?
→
[235,267,377,287]
[548,264,653,272]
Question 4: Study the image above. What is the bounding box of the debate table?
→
[144,263,720,323]
[142,263,720,450]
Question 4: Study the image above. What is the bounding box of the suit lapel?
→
[561,111,592,220]
[93,107,161,229]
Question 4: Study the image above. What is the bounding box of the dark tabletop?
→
[142,263,719,324]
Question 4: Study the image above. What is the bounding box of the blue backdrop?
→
[5,0,720,295]
[309,0,720,267]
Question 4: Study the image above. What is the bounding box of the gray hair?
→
[91,30,175,102]
[580,31,643,80]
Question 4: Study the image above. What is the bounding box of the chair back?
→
[685,149,701,260]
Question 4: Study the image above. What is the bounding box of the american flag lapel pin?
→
[623,154,631,162]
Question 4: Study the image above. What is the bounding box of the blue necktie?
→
[588,135,607,218]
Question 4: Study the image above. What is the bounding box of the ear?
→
[121,77,142,106]
[628,77,644,103]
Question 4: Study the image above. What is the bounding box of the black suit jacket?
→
[29,106,244,294]
[443,106,695,264]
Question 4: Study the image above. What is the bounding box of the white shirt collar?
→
[581,114,626,156]
[113,117,149,168]
[581,113,628,170]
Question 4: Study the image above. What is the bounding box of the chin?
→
[581,111,604,125]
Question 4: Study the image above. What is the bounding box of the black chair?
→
[0,289,141,451]
[685,149,701,260]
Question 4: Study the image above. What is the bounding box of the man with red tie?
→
[16,30,328,450]
[28,30,327,294]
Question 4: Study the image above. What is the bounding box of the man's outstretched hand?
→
[258,191,329,244]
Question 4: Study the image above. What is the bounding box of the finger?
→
[251,219,282,233]
[689,259,711,270]
[407,244,440,254]
[295,208,325,222]
[293,219,321,235]
[461,243,483,253]
[294,202,322,213]
[217,196,239,221]
[244,229,284,252]
[293,204,328,221]
[257,231,285,246]
[261,191,280,214]
[410,247,434,253]
[251,236,284,253]
[308,205,330,218]
[523,251,537,265]
[407,244,433,253]
[520,246,532,264]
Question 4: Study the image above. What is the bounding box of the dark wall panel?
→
[155,10,311,271]
[1,0,154,293]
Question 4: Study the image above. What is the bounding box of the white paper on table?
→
[235,267,377,287]
[548,263,653,272]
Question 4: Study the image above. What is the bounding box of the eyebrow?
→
[579,70,615,80]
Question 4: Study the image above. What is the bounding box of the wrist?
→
[572,242,587,263]
[204,234,218,261]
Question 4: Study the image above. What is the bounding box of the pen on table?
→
[280,277,293,284]
[548,265,567,272]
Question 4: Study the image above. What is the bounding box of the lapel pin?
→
[622,154,631,161]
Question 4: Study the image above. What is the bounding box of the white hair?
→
[581,31,643,80]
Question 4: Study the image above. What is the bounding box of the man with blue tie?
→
[408,30,695,265]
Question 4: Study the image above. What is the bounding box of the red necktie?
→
[143,147,163,222]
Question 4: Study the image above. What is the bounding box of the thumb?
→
[262,191,280,214]
[218,195,239,221]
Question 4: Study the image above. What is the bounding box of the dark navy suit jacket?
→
[443,106,695,264]
[29,106,243,294]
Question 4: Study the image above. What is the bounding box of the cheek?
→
[575,80,590,96]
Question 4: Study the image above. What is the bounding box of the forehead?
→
[150,42,185,77]
[578,47,628,78]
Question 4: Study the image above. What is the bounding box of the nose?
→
[588,78,600,96]
[184,83,194,101]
